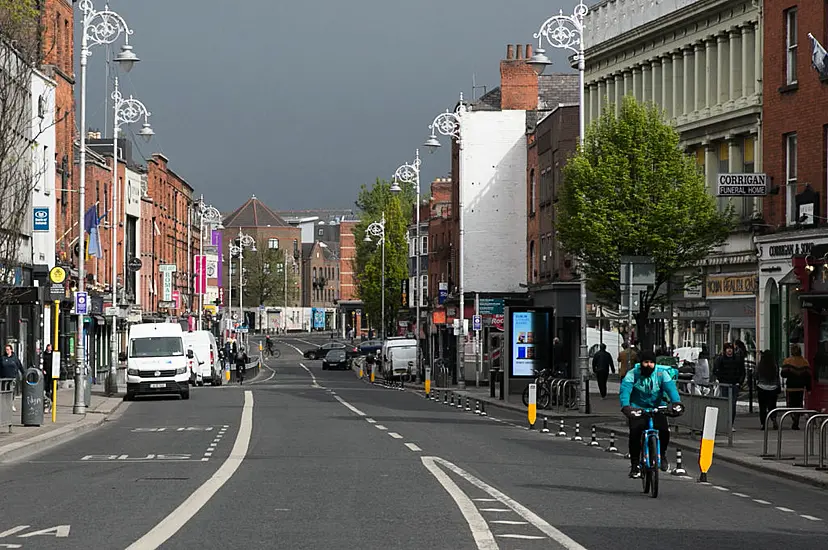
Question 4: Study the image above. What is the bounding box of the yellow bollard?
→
[52,300,60,423]
[698,406,718,482]
[359,364,364,378]
[527,383,537,429]
[225,368,231,382]
[370,364,375,383]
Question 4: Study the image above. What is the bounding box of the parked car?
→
[322,349,349,370]
[358,339,383,356]
[304,342,346,360]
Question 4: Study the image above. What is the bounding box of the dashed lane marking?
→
[712,486,729,492]
[801,515,823,522]
[405,443,422,452]
[491,520,529,525]
[753,499,771,505]
[366,418,376,424]
[732,493,750,498]
[497,534,546,540]
[388,432,403,439]
[375,425,388,431]
[776,507,795,513]
[333,395,366,416]
[299,362,322,388]
[479,508,512,512]
[473,498,498,502]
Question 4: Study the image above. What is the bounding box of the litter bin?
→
[22,368,44,427]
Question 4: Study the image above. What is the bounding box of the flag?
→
[809,33,828,79]
[84,205,104,259]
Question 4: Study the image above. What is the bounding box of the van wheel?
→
[181,390,190,400]
[124,392,134,402]
[197,381,204,387]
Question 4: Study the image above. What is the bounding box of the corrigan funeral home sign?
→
[717,173,768,196]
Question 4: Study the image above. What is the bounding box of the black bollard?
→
[672,449,687,476]
[474,400,480,415]
[480,402,487,416]
[589,425,600,447]
[541,416,550,433]
[557,418,567,437]
[571,422,583,442]
[606,431,618,453]
[465,397,471,412]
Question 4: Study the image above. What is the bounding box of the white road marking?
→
[479,508,512,512]
[282,341,308,355]
[125,391,254,550]
[753,499,771,505]
[426,456,588,550]
[405,443,422,452]
[497,534,546,540]
[204,453,212,457]
[299,362,322,388]
[0,526,29,537]
[333,395,366,416]
[388,432,404,439]
[366,418,376,424]
[420,457,499,550]
[801,515,823,521]
[251,363,277,384]
[732,493,750,498]
[775,507,795,513]
[491,520,529,525]
[712,486,729,492]
[375,425,388,431]
[473,498,498,502]
[201,458,209,462]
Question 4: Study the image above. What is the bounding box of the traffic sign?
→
[127,257,143,272]
[472,314,482,331]
[49,266,66,284]
[74,292,89,315]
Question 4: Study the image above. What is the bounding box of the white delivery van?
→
[183,330,223,386]
[381,338,418,379]
[587,328,623,365]
[126,323,191,400]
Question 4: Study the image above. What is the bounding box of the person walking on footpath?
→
[591,343,615,398]
[781,344,812,430]
[692,344,711,393]
[712,342,745,425]
[1,344,25,411]
[42,344,54,408]
[756,349,781,430]
[617,342,638,379]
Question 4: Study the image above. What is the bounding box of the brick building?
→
[426,178,453,360]
[337,219,365,336]
[301,241,339,313]
[756,1,828,366]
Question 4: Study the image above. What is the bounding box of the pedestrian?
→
[692,344,710,393]
[591,343,615,399]
[42,344,54,405]
[1,344,25,411]
[617,342,638,379]
[755,349,781,430]
[236,346,249,385]
[552,337,566,376]
[781,344,812,430]
[712,342,745,424]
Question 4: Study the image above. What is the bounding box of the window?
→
[786,9,798,85]
[420,275,428,307]
[529,169,536,215]
[694,148,705,174]
[529,240,536,283]
[409,236,416,257]
[420,236,428,255]
[268,238,279,249]
[743,137,755,173]
[717,142,729,174]
[786,133,798,225]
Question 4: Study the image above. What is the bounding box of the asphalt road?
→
[0,333,826,549]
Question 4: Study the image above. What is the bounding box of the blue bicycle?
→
[631,404,684,498]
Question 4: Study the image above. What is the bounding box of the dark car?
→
[322,349,349,370]
[304,342,346,360]
[358,339,382,356]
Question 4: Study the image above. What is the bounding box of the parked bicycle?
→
[522,369,553,409]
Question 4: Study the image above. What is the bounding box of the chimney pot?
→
[526,44,533,59]
[506,44,514,60]
[517,44,524,59]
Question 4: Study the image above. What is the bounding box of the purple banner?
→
[213,230,223,287]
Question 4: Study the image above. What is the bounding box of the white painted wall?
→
[29,69,57,269]
[461,110,528,293]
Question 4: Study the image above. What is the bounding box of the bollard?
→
[474,400,480,415]
[480,402,487,416]
[557,418,567,437]
[450,393,455,407]
[672,448,687,476]
[541,416,550,433]
[571,422,583,442]
[606,431,618,453]
[527,383,537,429]
[589,425,600,447]
[698,406,718,483]
[444,391,448,405]
[465,397,471,412]
[457,395,464,409]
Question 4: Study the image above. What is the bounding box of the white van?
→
[587,328,623,364]
[126,323,191,400]
[381,338,418,379]
[183,330,223,386]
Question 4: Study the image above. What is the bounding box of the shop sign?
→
[478,298,504,315]
[756,238,828,261]
[683,276,703,299]
[706,275,758,297]
[716,173,768,196]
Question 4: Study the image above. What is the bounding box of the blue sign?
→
[472,314,482,331]
[313,309,325,329]
[75,292,89,315]
[33,207,49,232]
[438,282,448,305]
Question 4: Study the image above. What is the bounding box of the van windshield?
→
[390,347,417,360]
[130,337,184,358]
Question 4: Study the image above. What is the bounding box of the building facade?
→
[583,0,763,355]
[301,241,339,329]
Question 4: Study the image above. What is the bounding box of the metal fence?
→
[0,378,14,433]
[670,385,734,446]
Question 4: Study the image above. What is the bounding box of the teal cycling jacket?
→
[619,364,681,409]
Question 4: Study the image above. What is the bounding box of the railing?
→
[761,407,819,459]
[552,379,579,413]
[817,419,828,471]
[670,386,734,446]
[0,379,14,433]
[795,414,828,467]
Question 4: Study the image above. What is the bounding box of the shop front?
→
[705,274,758,361]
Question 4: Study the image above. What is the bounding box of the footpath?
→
[0,384,126,463]
[357,366,828,489]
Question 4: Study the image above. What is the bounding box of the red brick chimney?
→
[500,44,538,110]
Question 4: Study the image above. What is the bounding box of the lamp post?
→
[392,150,422,379]
[233,230,255,348]
[529,1,590,413]
[106,77,153,396]
[77,0,139,413]
[423,94,467,389]
[364,214,386,344]
[193,196,222,329]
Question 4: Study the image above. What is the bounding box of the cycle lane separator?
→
[125,391,254,550]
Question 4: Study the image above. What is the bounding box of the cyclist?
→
[265,335,274,356]
[619,350,681,479]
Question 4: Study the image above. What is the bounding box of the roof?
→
[301,243,314,260]
[471,87,502,111]
[276,209,359,223]
[223,195,291,228]
[537,73,580,111]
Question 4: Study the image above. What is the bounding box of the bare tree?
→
[0,1,54,305]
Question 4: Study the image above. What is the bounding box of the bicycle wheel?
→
[649,436,660,498]
[640,435,650,493]
[273,349,281,359]
[522,386,531,407]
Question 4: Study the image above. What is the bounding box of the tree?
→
[352,179,412,336]
[243,245,299,308]
[0,1,51,305]
[557,96,733,348]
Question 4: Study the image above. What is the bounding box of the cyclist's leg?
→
[628,415,647,473]
[654,413,671,469]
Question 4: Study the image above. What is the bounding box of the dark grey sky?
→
[80,1,571,212]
